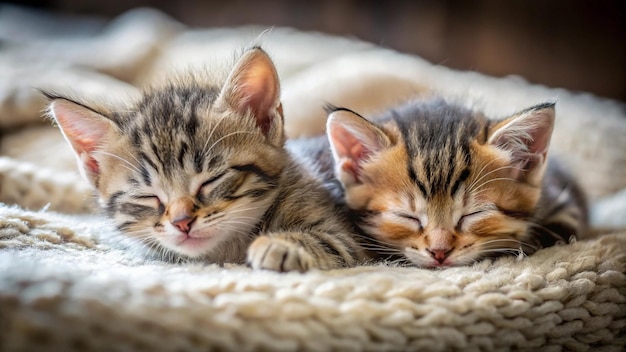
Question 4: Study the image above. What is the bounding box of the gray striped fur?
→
[47,47,364,272]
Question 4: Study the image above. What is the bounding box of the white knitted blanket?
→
[1,205,625,351]
[1,6,625,351]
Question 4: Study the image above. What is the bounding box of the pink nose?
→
[428,248,452,263]
[171,215,195,233]
[167,198,196,234]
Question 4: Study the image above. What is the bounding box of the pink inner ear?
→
[52,100,111,176]
[238,74,276,134]
[84,156,100,175]
[489,107,554,179]
[63,123,104,176]
[526,124,551,156]
[225,50,280,136]
[329,124,370,180]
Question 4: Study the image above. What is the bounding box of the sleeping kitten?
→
[302,98,587,268]
[45,47,364,272]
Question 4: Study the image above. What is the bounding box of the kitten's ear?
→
[217,47,283,145]
[327,109,391,186]
[488,103,555,184]
[47,97,117,185]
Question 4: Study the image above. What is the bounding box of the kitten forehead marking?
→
[390,99,484,200]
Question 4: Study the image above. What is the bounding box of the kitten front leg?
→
[247,231,357,272]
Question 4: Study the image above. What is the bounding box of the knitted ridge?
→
[0,204,624,351]
[0,157,94,214]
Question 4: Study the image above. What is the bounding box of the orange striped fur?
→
[317,98,587,268]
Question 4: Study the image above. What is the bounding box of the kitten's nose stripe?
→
[168,198,196,233]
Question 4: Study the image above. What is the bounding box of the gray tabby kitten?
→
[46,47,364,272]
[297,98,588,268]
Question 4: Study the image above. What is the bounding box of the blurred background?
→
[4,0,625,101]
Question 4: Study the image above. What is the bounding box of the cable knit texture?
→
[0,205,624,351]
[0,6,625,351]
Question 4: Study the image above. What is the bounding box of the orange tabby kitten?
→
[302,98,587,268]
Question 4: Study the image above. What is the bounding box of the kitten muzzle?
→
[167,198,197,234]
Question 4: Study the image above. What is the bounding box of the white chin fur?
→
[159,232,220,259]
[403,247,433,267]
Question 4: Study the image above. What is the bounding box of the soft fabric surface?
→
[1,206,625,351]
[1,6,625,351]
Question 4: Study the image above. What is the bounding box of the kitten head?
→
[327,99,554,268]
[47,47,286,262]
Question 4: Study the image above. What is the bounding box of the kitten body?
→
[46,47,363,272]
[300,98,588,268]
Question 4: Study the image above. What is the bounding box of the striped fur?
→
[316,98,587,268]
[46,47,363,272]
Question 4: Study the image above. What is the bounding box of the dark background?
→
[8,0,626,101]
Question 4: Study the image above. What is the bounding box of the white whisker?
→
[93,151,141,174]
[202,112,231,155]
[467,165,520,193]
[472,177,518,193]
[205,130,255,156]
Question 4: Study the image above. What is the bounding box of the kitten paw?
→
[247,236,315,273]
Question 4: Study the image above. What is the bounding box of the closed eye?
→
[396,212,422,228]
[200,172,226,190]
[231,164,273,182]
[457,210,485,228]
[132,194,161,208]
[462,210,485,219]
